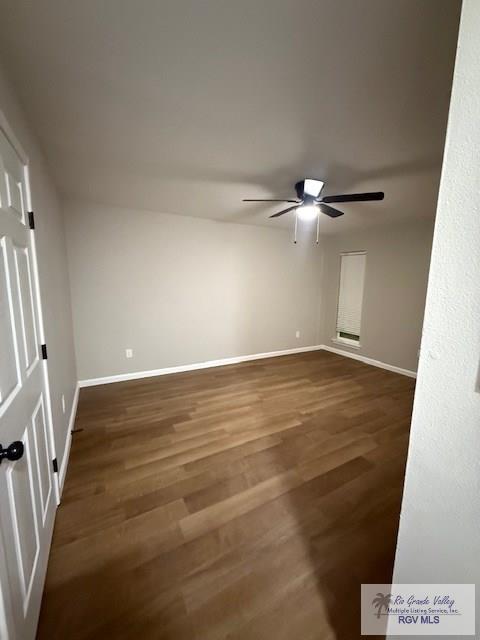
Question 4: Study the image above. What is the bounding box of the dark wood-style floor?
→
[36,351,414,639]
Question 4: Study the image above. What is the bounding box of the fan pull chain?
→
[294,210,298,244]
[316,212,320,244]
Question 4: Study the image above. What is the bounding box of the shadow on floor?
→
[269,357,412,639]
[37,351,414,639]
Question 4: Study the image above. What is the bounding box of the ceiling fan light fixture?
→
[297,204,319,221]
[303,179,324,198]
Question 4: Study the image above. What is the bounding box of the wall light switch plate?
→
[126,348,133,358]
[61,395,65,414]
[295,331,300,339]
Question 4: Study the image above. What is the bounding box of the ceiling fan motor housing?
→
[294,180,305,200]
[295,182,316,206]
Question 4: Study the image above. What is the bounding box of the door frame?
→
[0,108,60,505]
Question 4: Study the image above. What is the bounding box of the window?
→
[335,251,366,347]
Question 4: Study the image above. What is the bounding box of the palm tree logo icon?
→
[372,592,392,618]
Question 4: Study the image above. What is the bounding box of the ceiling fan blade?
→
[319,203,344,218]
[243,198,299,203]
[270,205,300,218]
[320,191,384,204]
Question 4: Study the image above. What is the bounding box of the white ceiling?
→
[0,0,460,232]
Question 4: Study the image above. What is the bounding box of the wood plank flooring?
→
[36,351,414,639]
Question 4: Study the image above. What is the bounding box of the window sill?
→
[331,337,362,350]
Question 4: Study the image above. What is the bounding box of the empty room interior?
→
[1,1,479,639]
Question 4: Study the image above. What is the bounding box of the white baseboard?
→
[320,344,417,378]
[59,382,80,495]
[78,343,416,389]
[78,345,324,388]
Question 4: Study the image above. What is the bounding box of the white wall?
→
[0,63,77,464]
[390,0,480,635]
[320,220,434,373]
[65,200,435,382]
[65,200,323,381]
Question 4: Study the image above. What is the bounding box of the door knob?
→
[0,441,24,464]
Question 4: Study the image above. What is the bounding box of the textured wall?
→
[320,220,434,372]
[65,200,323,381]
[390,1,480,636]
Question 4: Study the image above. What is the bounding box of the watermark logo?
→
[361,584,475,635]
[372,592,392,619]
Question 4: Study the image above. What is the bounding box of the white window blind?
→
[336,252,366,337]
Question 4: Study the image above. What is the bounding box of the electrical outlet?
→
[61,394,65,414]
[126,348,133,359]
[295,330,300,339]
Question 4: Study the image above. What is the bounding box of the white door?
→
[0,126,57,639]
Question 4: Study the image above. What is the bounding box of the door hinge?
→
[52,458,58,473]
[28,211,35,230]
[41,344,48,360]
